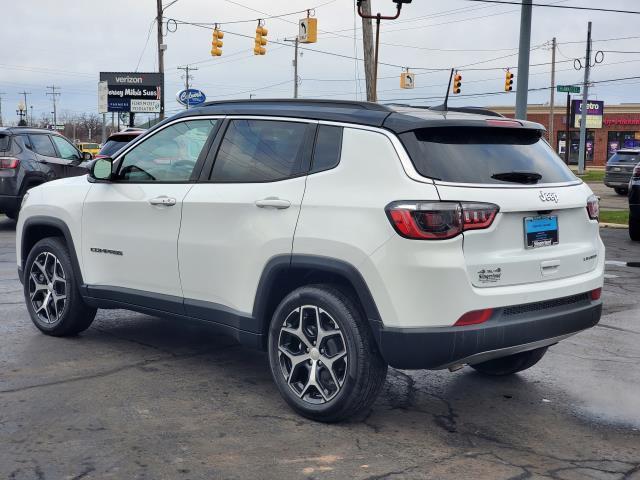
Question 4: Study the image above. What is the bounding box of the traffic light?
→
[504,70,514,91]
[254,23,268,55]
[211,27,224,57]
[452,71,462,94]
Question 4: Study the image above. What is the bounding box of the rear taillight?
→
[590,288,602,301]
[386,201,499,240]
[0,157,19,169]
[586,194,599,221]
[454,308,494,326]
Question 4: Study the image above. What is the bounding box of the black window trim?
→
[109,116,223,185]
[201,116,318,184]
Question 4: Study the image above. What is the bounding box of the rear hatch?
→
[606,150,639,182]
[399,122,600,288]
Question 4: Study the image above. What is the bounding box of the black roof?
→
[169,99,546,134]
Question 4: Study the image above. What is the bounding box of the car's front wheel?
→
[630,213,640,241]
[268,285,387,422]
[470,346,548,376]
[24,237,97,336]
[614,187,628,196]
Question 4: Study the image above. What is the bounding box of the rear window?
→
[99,137,136,157]
[608,152,639,164]
[0,134,11,152]
[400,127,577,185]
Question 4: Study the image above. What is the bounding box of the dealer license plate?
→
[524,216,559,249]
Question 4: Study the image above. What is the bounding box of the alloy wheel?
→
[28,251,67,324]
[277,305,348,404]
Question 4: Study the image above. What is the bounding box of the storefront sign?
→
[603,118,640,126]
[572,99,604,129]
[99,72,163,113]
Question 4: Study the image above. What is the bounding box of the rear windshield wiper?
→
[491,171,542,184]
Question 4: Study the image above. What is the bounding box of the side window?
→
[29,135,57,157]
[311,125,343,173]
[18,135,34,151]
[51,135,80,160]
[115,119,218,182]
[211,120,308,182]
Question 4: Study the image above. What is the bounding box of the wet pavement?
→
[0,215,639,480]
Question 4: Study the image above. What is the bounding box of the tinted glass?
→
[311,125,343,173]
[0,134,10,152]
[51,136,80,160]
[116,119,217,182]
[211,120,308,182]
[400,127,576,184]
[100,138,134,157]
[18,134,33,151]
[29,135,57,157]
[609,152,639,164]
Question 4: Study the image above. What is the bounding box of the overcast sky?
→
[2,0,639,125]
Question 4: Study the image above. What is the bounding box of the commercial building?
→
[489,103,640,167]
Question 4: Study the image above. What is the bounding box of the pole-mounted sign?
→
[98,72,163,114]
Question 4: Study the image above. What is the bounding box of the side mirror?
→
[82,151,93,161]
[90,158,113,181]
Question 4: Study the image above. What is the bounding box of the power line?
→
[464,0,640,15]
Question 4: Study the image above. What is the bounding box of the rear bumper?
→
[604,174,631,188]
[375,294,602,370]
[0,194,20,214]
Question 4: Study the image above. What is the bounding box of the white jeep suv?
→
[17,100,604,422]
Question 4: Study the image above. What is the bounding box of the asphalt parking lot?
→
[1,215,639,480]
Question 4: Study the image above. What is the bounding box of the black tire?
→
[470,346,548,376]
[268,285,388,422]
[4,210,17,220]
[630,214,640,241]
[24,237,97,336]
[614,187,628,196]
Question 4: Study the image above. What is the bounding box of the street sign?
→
[176,88,207,107]
[571,99,604,129]
[400,72,415,89]
[99,72,163,113]
[557,85,580,94]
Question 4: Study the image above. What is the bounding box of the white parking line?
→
[606,260,628,267]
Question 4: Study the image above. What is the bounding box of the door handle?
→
[255,197,291,209]
[149,196,177,206]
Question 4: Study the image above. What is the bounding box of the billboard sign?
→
[99,72,163,113]
[571,99,604,129]
[176,88,207,107]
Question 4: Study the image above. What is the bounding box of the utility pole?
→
[0,93,5,127]
[46,86,60,130]
[360,1,375,102]
[101,113,107,144]
[156,0,166,120]
[294,37,300,98]
[577,21,592,175]
[177,65,197,110]
[357,0,409,103]
[515,0,533,120]
[30,106,34,126]
[18,91,31,125]
[549,37,556,148]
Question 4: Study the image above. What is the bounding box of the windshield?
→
[99,137,135,157]
[0,134,11,152]
[400,127,577,185]
[608,152,639,164]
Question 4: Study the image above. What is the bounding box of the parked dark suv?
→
[604,149,640,195]
[0,127,92,219]
[629,162,640,241]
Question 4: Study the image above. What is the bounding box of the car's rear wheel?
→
[470,346,548,376]
[268,285,387,422]
[614,187,628,196]
[24,237,97,336]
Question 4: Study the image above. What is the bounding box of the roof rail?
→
[200,98,393,112]
[428,105,504,117]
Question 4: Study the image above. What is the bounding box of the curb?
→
[600,222,628,229]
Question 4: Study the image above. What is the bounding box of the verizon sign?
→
[99,72,163,113]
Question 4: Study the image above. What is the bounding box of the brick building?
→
[489,104,640,167]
